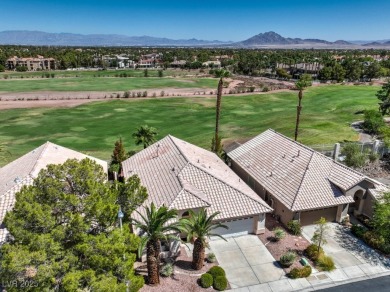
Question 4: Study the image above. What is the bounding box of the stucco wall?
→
[362,193,375,218]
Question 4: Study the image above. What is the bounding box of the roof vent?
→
[297,150,300,157]
[291,159,294,163]
[156,144,160,157]
[269,172,273,177]
[172,167,175,172]
[14,177,21,183]
[197,159,200,163]
[282,154,286,158]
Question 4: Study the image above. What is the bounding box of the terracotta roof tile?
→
[122,135,272,221]
[228,129,363,211]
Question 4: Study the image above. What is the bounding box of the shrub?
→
[289,266,312,279]
[362,109,385,135]
[287,220,302,235]
[207,253,216,263]
[160,263,174,277]
[317,255,335,271]
[342,143,366,168]
[279,251,296,267]
[208,266,225,278]
[273,227,286,241]
[351,224,366,238]
[213,276,227,291]
[363,231,385,249]
[200,273,213,288]
[123,91,130,98]
[305,244,324,261]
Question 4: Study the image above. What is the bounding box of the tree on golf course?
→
[132,125,158,149]
[377,79,390,115]
[212,69,230,155]
[294,73,312,141]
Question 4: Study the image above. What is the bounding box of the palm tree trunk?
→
[192,237,206,270]
[147,240,160,285]
[214,78,223,152]
[294,90,303,141]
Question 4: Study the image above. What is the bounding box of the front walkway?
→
[209,235,285,289]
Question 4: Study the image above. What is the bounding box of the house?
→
[0,142,108,243]
[7,55,56,71]
[228,129,388,226]
[122,135,272,244]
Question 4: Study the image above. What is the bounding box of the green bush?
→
[363,231,385,249]
[305,244,324,261]
[287,220,302,235]
[362,109,385,135]
[317,255,336,271]
[289,266,312,279]
[207,253,216,263]
[280,251,296,267]
[379,243,390,255]
[208,266,226,278]
[200,273,213,288]
[273,227,286,241]
[160,263,174,277]
[351,224,366,238]
[213,276,228,291]
[342,143,366,168]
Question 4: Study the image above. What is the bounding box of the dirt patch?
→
[137,246,218,292]
[258,214,313,273]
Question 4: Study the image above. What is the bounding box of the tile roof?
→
[228,129,366,211]
[0,142,108,244]
[122,135,272,221]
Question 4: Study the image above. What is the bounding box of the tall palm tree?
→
[132,125,158,149]
[131,203,180,285]
[294,74,312,141]
[180,209,228,270]
[213,69,230,154]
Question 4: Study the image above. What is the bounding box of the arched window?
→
[182,211,190,218]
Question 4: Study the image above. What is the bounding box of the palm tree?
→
[132,125,158,149]
[180,209,228,270]
[212,69,230,154]
[294,74,312,141]
[131,203,180,285]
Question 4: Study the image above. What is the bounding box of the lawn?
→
[0,77,217,92]
[0,85,379,165]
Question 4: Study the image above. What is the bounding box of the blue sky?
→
[1,0,390,41]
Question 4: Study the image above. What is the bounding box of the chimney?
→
[333,143,340,161]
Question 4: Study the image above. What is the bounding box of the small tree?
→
[158,70,163,78]
[311,217,330,253]
[109,137,127,175]
[377,79,390,115]
[144,69,149,77]
[371,192,390,244]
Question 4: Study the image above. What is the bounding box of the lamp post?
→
[118,207,124,232]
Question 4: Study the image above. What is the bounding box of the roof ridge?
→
[29,141,51,176]
[188,162,272,212]
[177,174,211,205]
[291,151,315,210]
[168,135,191,163]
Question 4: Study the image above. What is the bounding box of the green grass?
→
[0,77,217,92]
[0,85,379,165]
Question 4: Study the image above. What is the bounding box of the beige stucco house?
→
[228,129,388,226]
[122,135,272,243]
[0,142,108,243]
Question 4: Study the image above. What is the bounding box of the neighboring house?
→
[0,142,108,244]
[122,135,272,253]
[7,55,56,71]
[228,129,388,226]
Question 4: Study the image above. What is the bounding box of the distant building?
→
[7,55,56,71]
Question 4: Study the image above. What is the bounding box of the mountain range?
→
[0,30,389,48]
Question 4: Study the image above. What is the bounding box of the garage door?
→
[211,217,254,240]
[300,207,337,226]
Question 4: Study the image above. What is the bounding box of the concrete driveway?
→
[302,223,390,282]
[209,235,285,289]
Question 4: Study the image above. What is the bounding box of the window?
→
[181,211,190,218]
